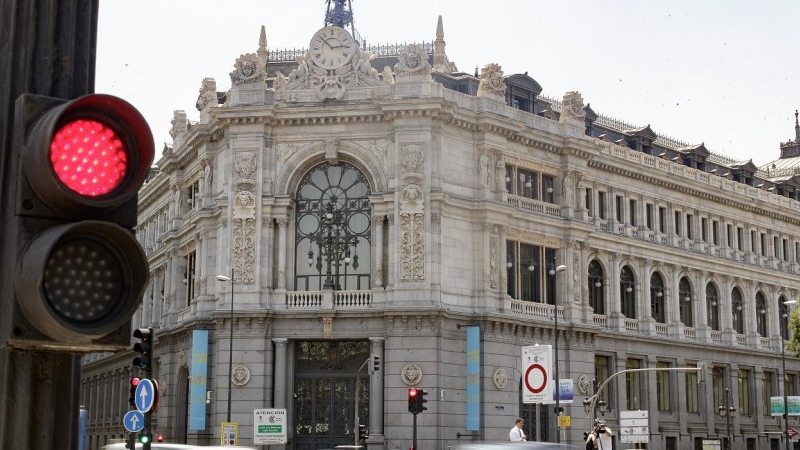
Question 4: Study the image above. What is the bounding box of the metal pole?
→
[553,265,565,444]
[783,323,790,450]
[725,389,732,450]
[412,413,417,450]
[227,267,234,423]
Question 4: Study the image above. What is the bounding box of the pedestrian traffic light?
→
[370,354,381,373]
[418,389,428,413]
[133,327,153,370]
[129,377,140,405]
[2,93,153,352]
[408,388,418,414]
[358,424,369,442]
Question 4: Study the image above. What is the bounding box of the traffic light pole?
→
[0,1,99,449]
[412,413,417,450]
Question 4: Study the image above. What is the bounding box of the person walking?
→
[588,419,612,450]
[509,418,527,442]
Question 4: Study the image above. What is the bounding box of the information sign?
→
[254,409,288,445]
[522,345,552,404]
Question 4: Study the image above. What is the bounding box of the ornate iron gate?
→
[294,341,369,450]
[519,379,550,442]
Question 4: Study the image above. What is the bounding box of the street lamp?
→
[216,270,235,423]
[718,387,737,450]
[782,299,797,450]
[550,264,566,443]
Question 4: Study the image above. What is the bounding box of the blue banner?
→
[189,330,209,430]
[466,326,481,431]
[78,409,88,450]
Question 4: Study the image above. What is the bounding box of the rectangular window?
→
[675,211,682,236]
[657,361,671,411]
[505,167,514,194]
[595,355,611,406]
[519,243,541,303]
[659,207,666,232]
[774,236,779,259]
[787,374,796,397]
[517,170,538,200]
[713,220,719,245]
[545,248,557,305]
[783,239,789,262]
[190,180,201,210]
[760,233,767,256]
[629,199,637,226]
[702,218,708,243]
[542,175,554,203]
[712,369,723,412]
[646,204,653,229]
[728,224,733,248]
[616,196,624,222]
[763,372,773,416]
[666,437,677,450]
[598,192,607,220]
[506,241,516,299]
[687,214,694,240]
[796,242,800,263]
[752,230,757,253]
[586,188,593,217]
[737,228,744,251]
[626,359,641,410]
[184,250,196,307]
[738,369,750,415]
[685,365,699,413]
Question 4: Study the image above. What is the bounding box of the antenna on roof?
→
[324,0,363,47]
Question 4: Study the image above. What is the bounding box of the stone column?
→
[273,338,288,409]
[754,368,765,431]
[746,281,760,347]
[610,253,623,331]
[668,264,683,338]
[276,218,289,290]
[373,215,385,288]
[640,258,655,335]
[263,216,274,289]
[368,337,385,450]
[722,277,736,344]
[498,225,508,299]
[695,270,711,342]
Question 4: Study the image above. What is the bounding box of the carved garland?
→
[232,151,257,284]
[400,143,425,282]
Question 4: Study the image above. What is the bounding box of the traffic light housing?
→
[358,424,369,442]
[418,389,428,413]
[408,388,418,414]
[133,327,153,370]
[129,377,140,406]
[2,93,153,352]
[370,354,381,373]
[139,429,151,445]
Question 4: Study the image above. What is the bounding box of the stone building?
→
[81,16,800,450]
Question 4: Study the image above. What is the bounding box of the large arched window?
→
[756,292,768,337]
[732,288,744,334]
[650,273,665,323]
[620,266,636,319]
[295,162,372,291]
[707,284,720,331]
[780,297,790,340]
[588,260,605,315]
[679,277,693,327]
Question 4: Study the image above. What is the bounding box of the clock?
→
[309,26,356,71]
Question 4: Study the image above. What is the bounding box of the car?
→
[449,442,579,450]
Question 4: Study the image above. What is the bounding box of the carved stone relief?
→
[196,77,218,111]
[488,236,498,289]
[478,63,506,97]
[322,317,333,339]
[401,364,423,386]
[394,44,432,78]
[399,143,425,282]
[233,151,257,284]
[493,369,508,389]
[169,110,188,140]
[231,364,251,386]
[495,157,507,191]
[562,171,575,207]
[560,91,587,124]
[229,53,266,85]
[479,152,492,186]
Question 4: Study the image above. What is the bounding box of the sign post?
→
[521,345,552,404]
[254,409,288,445]
[620,410,650,443]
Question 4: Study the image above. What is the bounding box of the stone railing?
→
[760,337,771,349]
[625,318,639,332]
[510,300,563,321]
[684,327,696,339]
[711,331,723,343]
[593,314,608,329]
[655,323,669,337]
[736,334,747,345]
[506,195,562,218]
[334,291,372,308]
[286,292,323,308]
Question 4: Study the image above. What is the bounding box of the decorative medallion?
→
[478,63,506,97]
[493,369,508,389]
[401,364,423,386]
[578,375,591,394]
[231,364,251,387]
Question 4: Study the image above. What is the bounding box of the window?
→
[685,365,699,413]
[712,220,719,245]
[616,196,624,222]
[542,175,554,203]
[629,199,637,226]
[738,369,751,415]
[783,239,789,262]
[751,230,757,253]
[780,299,789,340]
[675,211,682,236]
[774,236,780,259]
[763,372,774,416]
[727,224,733,248]
[659,207,666,232]
[712,368,724,412]
[595,355,611,407]
[588,260,605,315]
[679,277,693,327]
[707,284,720,331]
[295,162,372,291]
[626,359,641,410]
[517,169,538,200]
[657,361,671,411]
[646,204,653,229]
[650,273,665,323]
[796,242,799,263]
[506,241,559,305]
[687,214,693,240]
[188,179,201,210]
[732,288,744,334]
[598,192,607,219]
[702,218,708,242]
[184,250,196,306]
[760,233,766,256]
[586,188,593,216]
[787,373,796,397]
[737,227,744,251]
[756,293,768,337]
[620,266,636,319]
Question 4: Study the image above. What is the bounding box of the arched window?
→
[588,260,605,315]
[780,297,789,340]
[679,277,693,327]
[756,293,767,337]
[650,273,665,323]
[707,284,720,331]
[731,288,744,334]
[295,162,372,291]
[620,266,636,319]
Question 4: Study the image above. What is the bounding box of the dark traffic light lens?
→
[43,237,124,323]
[50,118,128,197]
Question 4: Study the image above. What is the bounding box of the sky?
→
[96,1,800,167]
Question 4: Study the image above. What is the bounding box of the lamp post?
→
[216,269,235,423]
[782,299,797,450]
[306,198,360,290]
[718,387,737,450]
[550,264,566,443]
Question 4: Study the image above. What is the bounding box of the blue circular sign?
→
[123,410,145,433]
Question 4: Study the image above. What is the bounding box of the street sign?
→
[787,427,798,439]
[254,409,288,445]
[522,345,552,404]
[544,379,574,405]
[135,378,156,413]
[123,410,145,433]
[558,415,571,427]
[620,410,649,443]
[221,422,238,446]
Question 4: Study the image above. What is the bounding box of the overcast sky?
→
[97,1,800,167]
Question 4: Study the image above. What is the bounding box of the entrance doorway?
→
[294,341,370,450]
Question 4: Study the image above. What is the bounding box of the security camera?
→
[206,391,213,405]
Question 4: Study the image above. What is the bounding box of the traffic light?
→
[358,424,369,442]
[370,354,381,373]
[3,93,153,351]
[129,377,140,405]
[157,434,164,443]
[408,388,418,414]
[418,389,428,413]
[133,327,153,370]
[139,429,151,445]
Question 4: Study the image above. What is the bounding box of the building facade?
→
[82,17,800,450]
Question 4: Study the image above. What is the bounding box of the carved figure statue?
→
[576,174,586,210]
[287,55,309,86]
[479,153,492,186]
[171,187,181,216]
[495,158,507,191]
[204,164,213,195]
[562,172,574,207]
[273,71,288,90]
[381,66,395,84]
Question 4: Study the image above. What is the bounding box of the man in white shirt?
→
[592,419,613,450]
[509,418,527,442]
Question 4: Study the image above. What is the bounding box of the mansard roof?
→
[677,143,710,158]
[623,124,657,140]
[583,103,598,122]
[729,160,759,172]
[505,73,542,95]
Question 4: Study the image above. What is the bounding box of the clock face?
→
[309,26,356,70]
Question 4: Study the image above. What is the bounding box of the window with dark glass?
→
[732,288,744,334]
[675,211,682,236]
[751,230,757,253]
[595,355,611,407]
[542,175,554,203]
[702,218,708,242]
[763,372,773,416]
[760,233,766,256]
[738,369,750,415]
[626,359,641,410]
[687,214,693,240]
[629,199,637,226]
[506,242,559,305]
[659,207,666,232]
[598,192,607,219]
[544,248,557,305]
[657,361,671,411]
[727,224,733,248]
[506,241,516,298]
[616,196,623,222]
[685,365,699,413]
[295,162,372,291]
[646,204,653,229]
[650,272,665,323]
[679,277,693,327]
[707,284,720,331]
[780,300,789,340]
[588,260,605,315]
[517,169,538,200]
[712,368,723,412]
[783,239,789,262]
[519,243,541,303]
[621,266,636,319]
[737,227,744,251]
[756,293,768,337]
[712,220,719,245]
[184,250,196,306]
[586,188,593,216]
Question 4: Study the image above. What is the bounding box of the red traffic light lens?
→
[50,118,128,197]
[130,377,140,386]
[409,389,417,397]
[43,236,124,323]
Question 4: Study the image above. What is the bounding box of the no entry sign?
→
[522,345,552,404]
